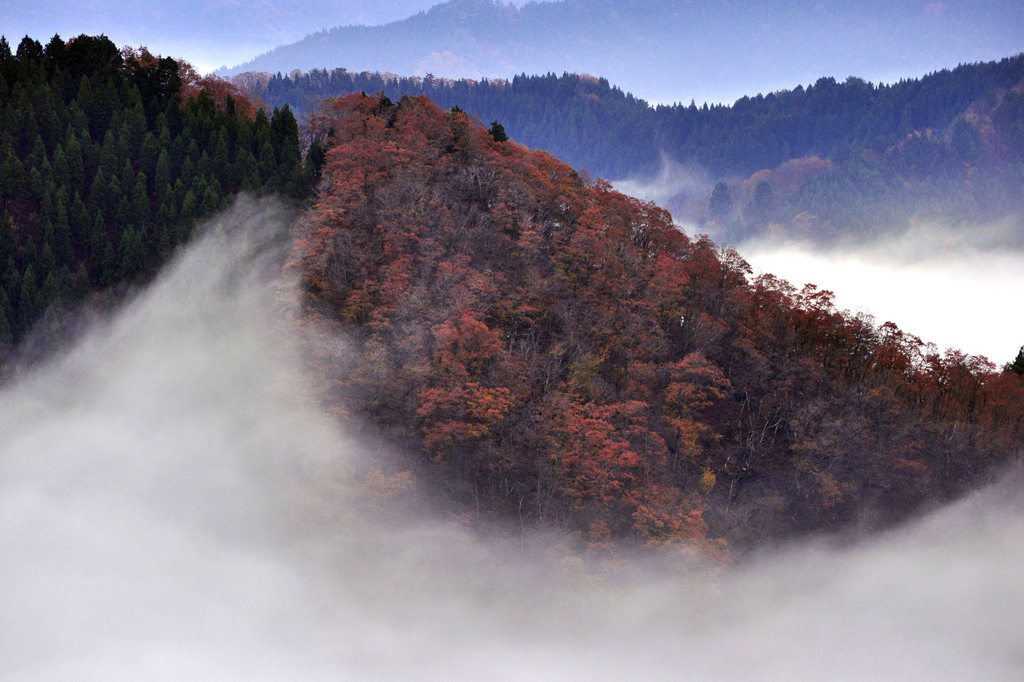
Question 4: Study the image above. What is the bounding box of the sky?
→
[2,198,1023,680]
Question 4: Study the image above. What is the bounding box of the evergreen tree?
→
[0,289,14,348]
[1009,346,1024,376]
[18,264,40,329]
[709,181,733,221]
[0,32,309,347]
[117,227,145,281]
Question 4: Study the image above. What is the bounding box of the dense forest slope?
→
[293,94,1024,553]
[242,54,1024,244]
[0,34,315,354]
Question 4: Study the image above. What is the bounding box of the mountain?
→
[292,93,1024,551]
[6,31,1024,555]
[223,0,1024,105]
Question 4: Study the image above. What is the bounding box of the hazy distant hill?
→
[222,0,1024,105]
[242,54,1024,245]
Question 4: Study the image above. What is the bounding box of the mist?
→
[740,221,1024,364]
[610,154,712,208]
[2,197,1023,680]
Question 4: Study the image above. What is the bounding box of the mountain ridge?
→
[222,0,1024,106]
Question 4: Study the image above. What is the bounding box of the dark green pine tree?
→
[64,132,86,191]
[489,120,509,142]
[18,264,40,330]
[117,227,146,281]
[153,148,171,198]
[52,195,74,266]
[1009,346,1024,376]
[0,213,17,266]
[131,172,150,225]
[0,288,14,348]
[88,209,109,279]
[99,241,117,287]
[40,270,61,313]
[256,140,279,189]
[178,189,198,237]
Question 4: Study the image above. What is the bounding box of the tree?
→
[951,118,982,163]
[746,180,773,225]
[1009,346,1024,376]
[709,180,732,221]
[488,120,508,143]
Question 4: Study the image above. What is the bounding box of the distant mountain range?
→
[240,53,1024,248]
[221,0,1024,105]
[0,1,441,73]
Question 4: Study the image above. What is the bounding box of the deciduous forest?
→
[293,93,1024,553]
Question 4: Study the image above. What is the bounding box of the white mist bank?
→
[740,226,1024,364]
[2,198,1023,681]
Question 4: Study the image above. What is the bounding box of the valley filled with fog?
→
[739,224,1024,365]
[2,200,1022,681]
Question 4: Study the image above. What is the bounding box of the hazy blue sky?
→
[1,1,444,73]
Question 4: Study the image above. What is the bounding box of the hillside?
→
[292,93,1024,553]
[245,55,1024,245]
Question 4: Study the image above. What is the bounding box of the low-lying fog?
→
[740,223,1024,364]
[2,198,1023,681]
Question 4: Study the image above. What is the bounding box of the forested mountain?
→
[7,32,1024,557]
[293,93,1024,553]
[0,34,315,356]
[242,54,1024,243]
[221,0,1024,107]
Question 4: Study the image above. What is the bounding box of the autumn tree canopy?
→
[294,93,1024,556]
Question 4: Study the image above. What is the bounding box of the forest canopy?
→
[0,33,318,353]
[293,93,1024,554]
[5,32,1023,557]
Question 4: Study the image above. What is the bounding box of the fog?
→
[2,198,1023,680]
[740,222,1024,364]
[610,154,711,208]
